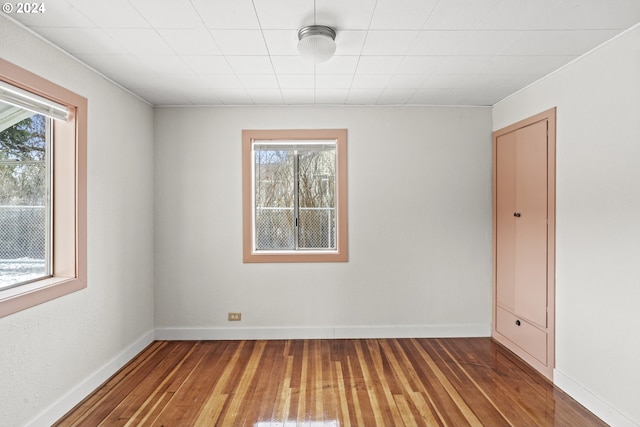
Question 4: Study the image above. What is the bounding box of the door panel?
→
[514,120,548,327]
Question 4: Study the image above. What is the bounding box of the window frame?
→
[0,59,87,317]
[242,129,348,263]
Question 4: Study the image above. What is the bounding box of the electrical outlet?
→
[228,312,242,321]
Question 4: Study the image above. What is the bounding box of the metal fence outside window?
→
[0,206,46,287]
[255,207,336,250]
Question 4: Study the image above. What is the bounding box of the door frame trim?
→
[492,107,556,380]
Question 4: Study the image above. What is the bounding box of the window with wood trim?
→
[0,59,87,317]
[242,129,348,263]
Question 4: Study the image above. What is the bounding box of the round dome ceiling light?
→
[297,25,337,64]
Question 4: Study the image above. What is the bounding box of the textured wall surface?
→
[154,106,493,335]
[494,25,640,425]
[0,16,155,427]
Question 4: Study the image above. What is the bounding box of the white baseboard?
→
[154,323,491,341]
[554,369,638,427]
[25,329,155,427]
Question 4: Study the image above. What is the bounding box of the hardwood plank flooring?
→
[54,338,606,426]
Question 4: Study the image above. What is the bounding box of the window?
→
[243,129,347,262]
[0,59,87,317]
[0,107,52,289]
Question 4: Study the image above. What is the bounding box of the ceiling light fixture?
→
[297,25,336,63]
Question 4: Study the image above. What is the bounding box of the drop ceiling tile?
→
[127,73,202,90]
[66,0,149,28]
[421,74,465,89]
[199,74,243,89]
[424,0,500,30]
[490,55,575,75]
[34,27,126,55]
[442,55,575,75]
[456,31,520,55]
[409,31,470,55]
[281,89,315,104]
[447,87,509,105]
[135,55,193,74]
[277,75,315,89]
[335,31,367,55]
[386,74,427,89]
[191,0,260,29]
[454,74,500,89]
[315,89,349,104]
[395,56,449,74]
[315,0,378,29]
[438,55,492,75]
[346,89,383,104]
[226,56,274,74]
[182,56,233,74]
[214,89,254,105]
[263,30,298,55]
[408,88,455,105]
[541,0,640,30]
[250,89,284,104]
[355,56,403,74]
[129,0,202,29]
[7,1,94,27]
[315,75,354,89]
[158,29,221,55]
[478,0,559,30]
[253,0,313,29]
[271,56,315,74]
[316,56,359,75]
[501,30,621,56]
[438,56,494,74]
[362,31,419,55]
[238,74,279,89]
[370,0,439,30]
[105,29,174,55]
[351,74,392,89]
[186,89,224,105]
[210,30,268,56]
[377,88,417,104]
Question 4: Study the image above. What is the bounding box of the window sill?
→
[0,276,86,317]
[244,250,348,263]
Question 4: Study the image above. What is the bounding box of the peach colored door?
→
[496,121,548,328]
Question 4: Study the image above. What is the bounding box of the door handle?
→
[513,212,521,217]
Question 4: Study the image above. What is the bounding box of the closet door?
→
[493,108,556,381]
[496,121,548,327]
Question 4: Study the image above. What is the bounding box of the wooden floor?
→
[55,338,606,427]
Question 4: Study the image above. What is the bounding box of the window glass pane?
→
[0,101,51,290]
[254,148,295,250]
[253,141,337,252]
[298,148,336,249]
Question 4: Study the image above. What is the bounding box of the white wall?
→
[493,25,640,426]
[0,17,155,427]
[154,106,493,338]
